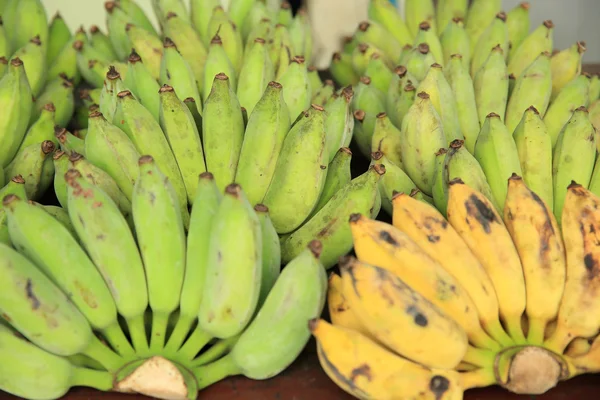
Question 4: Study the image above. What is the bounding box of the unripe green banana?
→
[118,0,158,35]
[48,36,81,84]
[368,0,412,47]
[329,52,359,87]
[184,97,203,129]
[159,85,207,203]
[84,111,140,201]
[431,147,449,216]
[371,151,417,215]
[371,112,403,167]
[32,75,74,128]
[417,62,464,143]
[591,99,600,140]
[280,165,385,268]
[207,7,245,74]
[73,40,109,88]
[124,50,161,122]
[4,0,47,54]
[474,45,508,126]
[228,0,256,33]
[163,12,208,96]
[471,12,509,76]
[99,66,126,123]
[277,1,293,26]
[4,141,54,201]
[35,203,77,238]
[475,112,523,210]
[202,34,237,102]
[202,73,245,193]
[506,2,531,61]
[386,66,417,130]
[47,12,70,65]
[152,0,188,26]
[278,55,311,121]
[269,23,292,70]
[308,147,353,219]
[55,126,85,155]
[513,106,554,210]
[254,204,281,308]
[242,1,270,41]
[324,86,354,163]
[198,183,262,339]
[465,0,501,51]
[588,153,600,198]
[400,92,447,195]
[289,9,313,63]
[124,23,163,81]
[244,18,274,57]
[133,155,187,351]
[311,80,335,107]
[104,1,134,61]
[413,22,444,66]
[440,17,470,69]
[552,106,597,222]
[237,38,274,115]
[505,51,552,134]
[550,41,586,100]
[89,25,118,62]
[436,0,468,34]
[356,20,403,63]
[65,169,148,354]
[405,43,437,82]
[351,43,382,78]
[544,74,591,147]
[190,0,220,44]
[352,76,386,158]
[0,58,32,168]
[364,53,393,94]
[0,56,7,76]
[235,81,290,206]
[160,37,203,116]
[52,150,69,208]
[508,20,554,79]
[590,74,600,103]
[262,105,327,233]
[405,0,436,38]
[195,241,326,388]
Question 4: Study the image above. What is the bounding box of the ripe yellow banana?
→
[550,42,586,100]
[327,273,374,340]
[507,20,554,79]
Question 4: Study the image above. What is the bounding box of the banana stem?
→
[484,318,515,347]
[102,322,135,356]
[82,336,124,372]
[70,367,114,391]
[150,310,170,352]
[127,314,149,354]
[191,335,241,367]
[526,316,547,346]
[459,368,496,390]
[462,346,495,368]
[194,354,240,390]
[164,314,195,354]
[503,314,528,345]
[177,324,213,361]
[469,327,502,351]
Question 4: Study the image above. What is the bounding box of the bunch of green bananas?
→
[0,158,328,400]
[330,0,600,223]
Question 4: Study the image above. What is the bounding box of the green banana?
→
[35,203,77,238]
[55,126,85,155]
[89,25,118,62]
[513,106,554,210]
[506,2,531,61]
[241,2,270,42]
[263,105,328,234]
[73,40,109,88]
[356,20,403,62]
[0,56,7,76]
[202,73,245,193]
[269,23,292,70]
[399,92,447,195]
[228,0,257,33]
[436,0,468,34]
[254,204,281,308]
[12,36,45,97]
[364,53,393,95]
[52,150,69,209]
[280,165,385,268]
[368,0,412,47]
[591,99,600,139]
[278,55,311,121]
[235,81,290,206]
[440,17,470,69]
[590,73,600,103]
[413,21,444,66]
[159,84,207,203]
[105,1,134,61]
[132,155,187,351]
[288,8,313,63]
[474,45,508,126]
[405,43,437,82]
[99,66,125,123]
[386,68,417,131]
[198,183,262,339]
[47,12,70,65]
[118,0,158,35]
[3,0,47,54]
[371,112,403,167]
[32,75,74,128]
[278,2,293,26]
[552,106,597,222]
[371,151,417,216]
[237,38,274,115]
[123,49,161,122]
[190,0,220,44]
[202,34,237,103]
[308,147,353,220]
[508,20,554,79]
[471,12,509,76]
[65,169,148,354]
[465,0,501,51]
[352,76,386,158]
[405,0,436,38]
[195,241,326,388]
[4,141,54,201]
[207,8,244,74]
[329,52,359,87]
[152,0,188,26]
[324,86,354,163]
[431,147,449,217]
[311,80,335,107]
[48,36,81,84]
[544,74,591,147]
[125,23,162,81]
[550,42,586,100]
[475,112,523,210]
[505,51,552,134]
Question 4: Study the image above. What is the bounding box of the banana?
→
[34,203,77,238]
[431,147,449,216]
[508,20,554,79]
[235,81,290,206]
[152,0,188,26]
[405,0,436,38]
[159,84,207,203]
[436,0,468,34]
[3,195,132,358]
[590,74,600,103]
[473,45,509,126]
[327,273,374,338]
[310,319,463,400]
[0,57,32,168]
[3,0,47,54]
[368,0,413,47]
[277,2,293,27]
[506,2,531,61]
[387,82,417,140]
[56,126,85,155]
[202,73,245,193]
[288,8,313,63]
[244,17,274,57]
[352,76,386,158]
[278,55,311,121]
[503,174,566,345]
[124,24,162,81]
[89,25,118,62]
[465,0,501,51]
[551,42,586,100]
[73,40,109,88]
[324,86,354,162]
[544,74,591,147]
[237,38,274,115]
[254,204,281,308]
[309,147,353,219]
[189,0,220,44]
[47,12,70,64]
[513,106,554,210]
[13,36,46,97]
[52,150,69,209]
[4,141,55,201]
[471,12,509,77]
[552,106,596,222]
[164,172,220,355]
[356,20,403,63]
[417,63,464,143]
[48,35,80,84]
[280,164,385,269]
[371,151,417,215]
[132,155,187,351]
[399,91,447,196]
[371,112,403,167]
[118,0,158,35]
[65,169,148,354]
[99,66,126,123]
[446,179,527,344]
[440,17,471,70]
[269,23,292,71]
[123,50,161,122]
[545,183,600,353]
[505,51,553,134]
[104,1,134,61]
[198,183,262,339]
[329,52,359,87]
[263,104,327,233]
[33,76,74,127]
[413,22,444,66]
[364,54,393,95]
[228,0,256,33]
[194,241,326,388]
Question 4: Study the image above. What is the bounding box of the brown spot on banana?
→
[430,375,451,400]
[350,364,372,383]
[25,279,40,310]
[465,194,499,234]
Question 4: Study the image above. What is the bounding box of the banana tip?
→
[117,90,133,98]
[348,213,362,224]
[11,175,25,184]
[308,240,322,259]
[418,21,431,31]
[199,171,214,180]
[568,180,582,189]
[307,318,319,332]
[138,155,154,165]
[225,183,242,197]
[448,177,464,186]
[371,151,383,161]
[373,163,386,176]
[254,204,269,213]
[417,43,430,54]
[2,194,20,207]
[42,141,55,155]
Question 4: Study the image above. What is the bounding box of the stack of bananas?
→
[312,176,600,399]
[331,0,600,224]
[0,159,327,400]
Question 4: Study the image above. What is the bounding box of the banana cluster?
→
[0,158,328,400]
[330,0,600,223]
[313,176,600,399]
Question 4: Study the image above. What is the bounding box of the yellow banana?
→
[327,273,373,339]
[550,42,586,100]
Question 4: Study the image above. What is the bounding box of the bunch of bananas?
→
[312,175,600,399]
[0,157,327,400]
[330,0,600,223]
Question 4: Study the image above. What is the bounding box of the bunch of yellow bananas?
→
[311,175,600,399]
